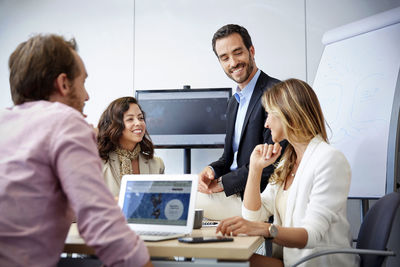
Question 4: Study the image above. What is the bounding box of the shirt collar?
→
[234,69,261,103]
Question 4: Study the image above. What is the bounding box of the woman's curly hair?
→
[97,96,154,162]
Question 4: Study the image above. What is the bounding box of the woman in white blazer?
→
[216,79,358,267]
[97,97,164,197]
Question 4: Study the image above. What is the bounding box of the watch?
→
[268,224,278,238]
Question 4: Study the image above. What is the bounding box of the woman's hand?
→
[249,143,282,172]
[216,216,268,237]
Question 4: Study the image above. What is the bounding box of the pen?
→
[203,221,219,225]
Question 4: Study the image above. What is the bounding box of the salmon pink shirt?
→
[0,101,149,267]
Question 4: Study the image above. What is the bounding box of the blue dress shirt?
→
[230,69,261,171]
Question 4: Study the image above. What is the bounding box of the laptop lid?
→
[118,174,198,234]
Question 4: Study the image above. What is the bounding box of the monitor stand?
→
[184,148,191,174]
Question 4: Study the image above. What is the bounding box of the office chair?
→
[291,191,400,267]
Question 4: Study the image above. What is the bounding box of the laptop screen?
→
[121,180,192,226]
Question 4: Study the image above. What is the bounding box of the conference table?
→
[64,223,264,266]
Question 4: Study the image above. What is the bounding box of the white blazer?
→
[243,136,359,267]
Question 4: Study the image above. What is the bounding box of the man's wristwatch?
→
[268,224,278,238]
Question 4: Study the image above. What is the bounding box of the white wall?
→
[133,0,400,175]
[2,0,398,172]
[134,0,306,174]
[0,0,135,126]
[1,2,400,264]
[134,0,306,89]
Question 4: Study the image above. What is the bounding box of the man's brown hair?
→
[8,34,80,105]
[212,24,253,57]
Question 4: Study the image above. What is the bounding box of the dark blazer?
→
[210,70,284,198]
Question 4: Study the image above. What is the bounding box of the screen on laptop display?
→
[121,180,192,226]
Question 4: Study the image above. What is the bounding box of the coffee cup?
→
[193,209,204,229]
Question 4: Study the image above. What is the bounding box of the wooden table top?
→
[64,223,264,260]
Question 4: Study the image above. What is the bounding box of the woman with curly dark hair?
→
[97,96,164,197]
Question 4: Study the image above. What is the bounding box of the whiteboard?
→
[313,7,400,198]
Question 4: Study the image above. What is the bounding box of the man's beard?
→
[226,53,255,84]
[65,85,84,115]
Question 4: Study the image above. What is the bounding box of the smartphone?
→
[178,236,234,243]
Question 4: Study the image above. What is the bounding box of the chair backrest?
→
[356,192,400,267]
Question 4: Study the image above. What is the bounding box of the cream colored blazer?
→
[242,136,358,267]
[102,151,165,197]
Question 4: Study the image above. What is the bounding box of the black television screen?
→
[135,88,232,147]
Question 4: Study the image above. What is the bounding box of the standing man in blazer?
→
[197,24,284,220]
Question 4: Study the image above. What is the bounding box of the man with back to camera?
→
[197,24,286,220]
[0,34,152,267]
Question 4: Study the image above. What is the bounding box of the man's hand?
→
[198,166,222,194]
[206,178,224,194]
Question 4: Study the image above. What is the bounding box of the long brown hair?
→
[262,78,328,185]
[97,96,154,161]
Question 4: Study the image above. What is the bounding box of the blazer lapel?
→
[284,136,322,226]
[109,152,121,186]
[239,72,267,144]
[138,154,150,174]
[226,97,239,150]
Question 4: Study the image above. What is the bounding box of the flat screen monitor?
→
[135,88,232,147]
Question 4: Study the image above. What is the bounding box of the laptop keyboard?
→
[136,231,181,237]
